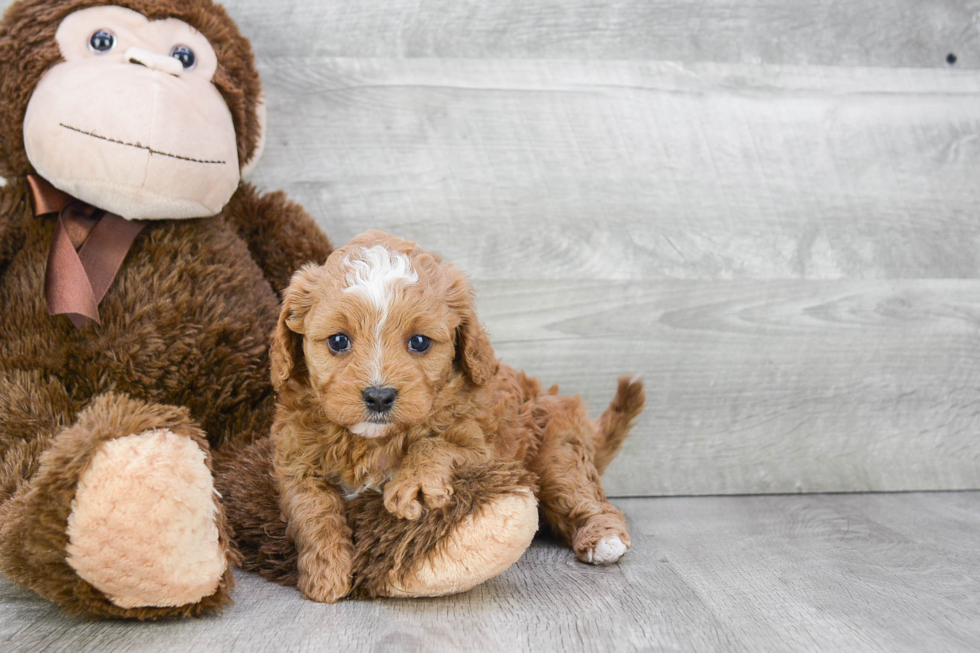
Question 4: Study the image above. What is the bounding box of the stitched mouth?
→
[59,123,227,165]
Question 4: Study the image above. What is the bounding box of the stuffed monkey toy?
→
[0,0,537,620]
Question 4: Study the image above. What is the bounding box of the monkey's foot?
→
[382,489,539,597]
[66,429,229,608]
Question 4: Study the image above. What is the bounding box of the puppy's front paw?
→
[384,477,424,520]
[384,474,454,520]
[298,554,351,603]
[419,475,454,510]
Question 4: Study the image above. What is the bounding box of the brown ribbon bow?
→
[27,175,146,329]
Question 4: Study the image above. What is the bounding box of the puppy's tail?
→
[593,375,646,475]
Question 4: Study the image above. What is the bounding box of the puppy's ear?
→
[446,264,497,386]
[270,264,321,392]
[457,315,496,386]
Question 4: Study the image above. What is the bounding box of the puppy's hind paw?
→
[586,536,629,565]
[572,513,631,565]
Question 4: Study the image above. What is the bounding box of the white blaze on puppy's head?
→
[343,245,419,310]
[343,245,419,387]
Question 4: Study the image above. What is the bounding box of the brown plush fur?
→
[0,0,332,619]
[270,232,645,599]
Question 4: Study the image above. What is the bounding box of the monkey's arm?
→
[0,179,29,278]
[224,183,334,294]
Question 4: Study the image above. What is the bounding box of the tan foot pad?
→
[66,429,226,608]
[385,489,539,598]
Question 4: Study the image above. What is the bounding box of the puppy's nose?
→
[362,386,397,413]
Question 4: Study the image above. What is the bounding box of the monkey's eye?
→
[327,334,351,353]
[169,45,196,70]
[88,29,116,54]
[407,335,432,353]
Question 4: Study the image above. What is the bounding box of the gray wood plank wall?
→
[4,0,979,495]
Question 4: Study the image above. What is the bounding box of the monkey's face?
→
[22,6,249,220]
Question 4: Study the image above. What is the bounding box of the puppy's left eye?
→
[327,334,351,352]
[407,335,432,353]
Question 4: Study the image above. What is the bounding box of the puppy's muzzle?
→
[362,386,397,414]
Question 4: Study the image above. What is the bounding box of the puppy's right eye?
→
[407,334,432,353]
[326,334,351,352]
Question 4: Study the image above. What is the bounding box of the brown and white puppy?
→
[271,230,645,603]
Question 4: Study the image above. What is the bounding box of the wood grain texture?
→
[241,55,980,496]
[474,279,980,496]
[217,0,980,68]
[2,0,975,68]
[251,58,980,281]
[3,493,980,652]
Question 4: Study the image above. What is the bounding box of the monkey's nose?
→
[124,47,183,76]
[362,386,397,413]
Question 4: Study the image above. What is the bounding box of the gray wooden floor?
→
[3,492,980,653]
